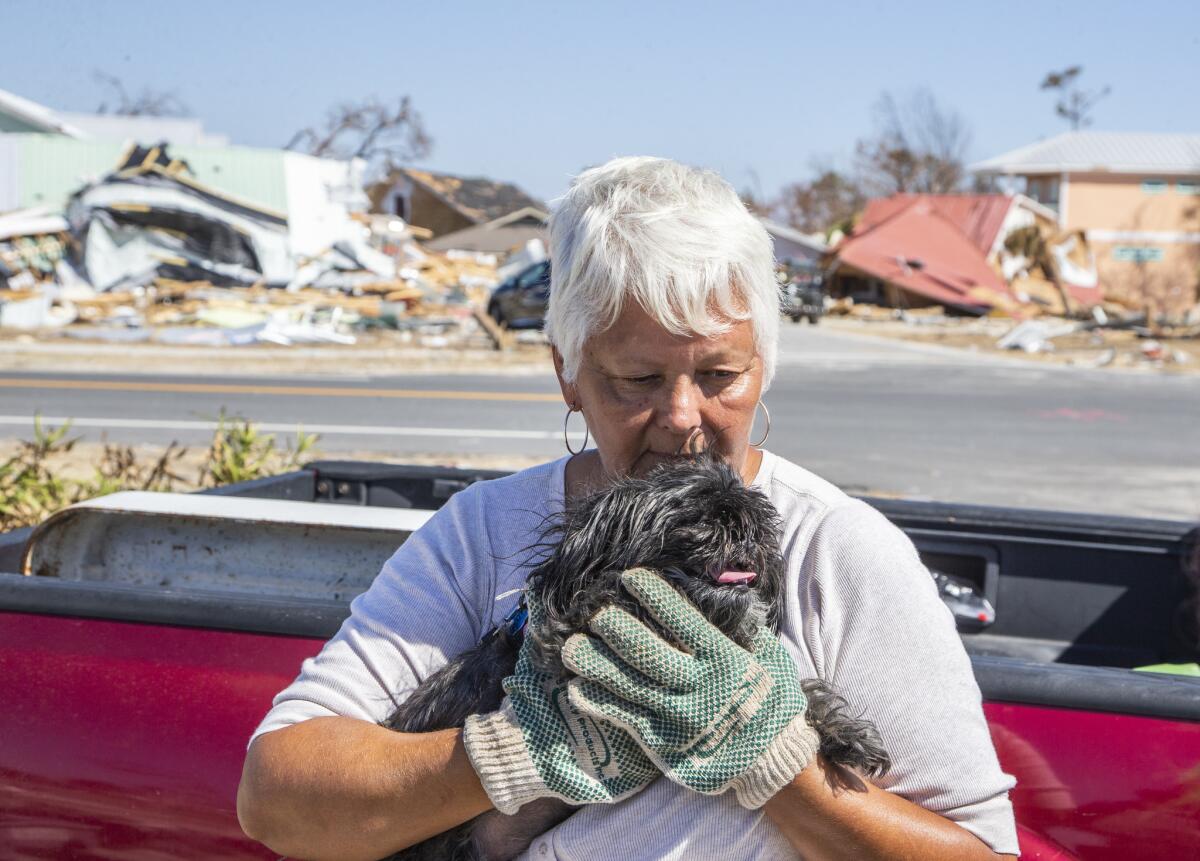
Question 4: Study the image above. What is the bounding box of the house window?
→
[1112,245,1164,263]
[388,189,411,220]
[1026,176,1059,207]
[1140,179,1168,194]
[386,178,414,221]
[1176,181,1200,195]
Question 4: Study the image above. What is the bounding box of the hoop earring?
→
[564,407,590,455]
[750,400,771,448]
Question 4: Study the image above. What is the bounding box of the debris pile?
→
[0,207,76,329]
[993,311,1198,368]
[817,191,1200,367]
[824,298,1199,369]
[0,144,514,349]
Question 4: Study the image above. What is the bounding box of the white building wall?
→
[0,136,20,211]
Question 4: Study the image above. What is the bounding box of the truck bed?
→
[2,460,1198,860]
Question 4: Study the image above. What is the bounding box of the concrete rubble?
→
[0,143,519,350]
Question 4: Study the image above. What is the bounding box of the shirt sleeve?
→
[796,499,1020,856]
[249,483,496,744]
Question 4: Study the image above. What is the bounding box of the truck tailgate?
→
[0,612,312,859]
[4,608,1200,860]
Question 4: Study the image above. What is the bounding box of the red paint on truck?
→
[2,612,1198,860]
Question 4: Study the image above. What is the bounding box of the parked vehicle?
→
[2,461,1198,860]
[487,259,551,329]
[780,261,825,324]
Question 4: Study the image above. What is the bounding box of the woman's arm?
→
[237,718,491,861]
[783,499,1021,857]
[237,486,503,859]
[764,756,1017,861]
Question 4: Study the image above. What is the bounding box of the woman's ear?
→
[552,347,580,409]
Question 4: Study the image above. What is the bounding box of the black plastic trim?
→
[201,469,316,501]
[0,576,347,640]
[862,495,1195,547]
[304,461,511,484]
[0,525,33,574]
[972,653,1200,722]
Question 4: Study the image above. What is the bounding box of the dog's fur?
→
[380,457,891,861]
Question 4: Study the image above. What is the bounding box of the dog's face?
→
[526,457,785,673]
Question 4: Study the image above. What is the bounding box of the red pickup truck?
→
[2,461,1198,860]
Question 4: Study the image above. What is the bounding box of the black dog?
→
[381,457,891,861]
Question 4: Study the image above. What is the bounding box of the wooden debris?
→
[472,304,512,351]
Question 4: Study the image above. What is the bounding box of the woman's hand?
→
[463,590,660,813]
[561,568,819,808]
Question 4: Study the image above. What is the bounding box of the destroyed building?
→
[826,193,1099,317]
[972,131,1200,315]
[0,86,368,235]
[0,94,511,349]
[368,167,544,238]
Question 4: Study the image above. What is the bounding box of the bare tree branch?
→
[285,96,432,172]
[93,71,189,117]
[854,89,971,196]
[774,166,866,236]
[765,90,970,237]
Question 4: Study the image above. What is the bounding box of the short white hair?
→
[545,156,779,389]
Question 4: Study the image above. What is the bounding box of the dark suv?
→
[487,259,551,329]
[780,261,825,324]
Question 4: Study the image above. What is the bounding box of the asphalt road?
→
[6,326,1200,520]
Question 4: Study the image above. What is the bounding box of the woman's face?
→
[555,301,765,483]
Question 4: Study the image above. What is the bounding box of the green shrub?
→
[198,410,319,488]
[0,413,319,531]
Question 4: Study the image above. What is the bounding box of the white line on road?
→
[0,415,576,441]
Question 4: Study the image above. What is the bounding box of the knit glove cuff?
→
[463,701,546,815]
[727,712,820,808]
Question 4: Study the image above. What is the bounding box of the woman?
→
[237,157,1019,860]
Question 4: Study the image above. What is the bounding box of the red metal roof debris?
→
[835,196,1012,310]
[857,194,1014,255]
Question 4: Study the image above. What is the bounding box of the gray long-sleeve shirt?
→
[251,451,1019,859]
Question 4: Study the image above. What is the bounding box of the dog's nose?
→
[716,570,757,585]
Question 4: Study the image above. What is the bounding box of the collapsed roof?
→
[854,195,1015,257]
[831,195,1015,312]
[425,207,548,254]
[390,168,544,225]
[67,144,293,290]
[66,143,393,292]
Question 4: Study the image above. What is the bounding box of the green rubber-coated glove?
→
[562,568,819,809]
[462,591,659,814]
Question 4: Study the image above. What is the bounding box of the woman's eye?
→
[706,370,739,381]
[625,375,658,385]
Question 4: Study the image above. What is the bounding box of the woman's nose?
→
[658,378,703,436]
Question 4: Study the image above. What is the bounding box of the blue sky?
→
[7,0,1198,201]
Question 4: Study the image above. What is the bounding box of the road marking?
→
[0,415,573,441]
[0,377,561,403]
[1033,407,1128,422]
